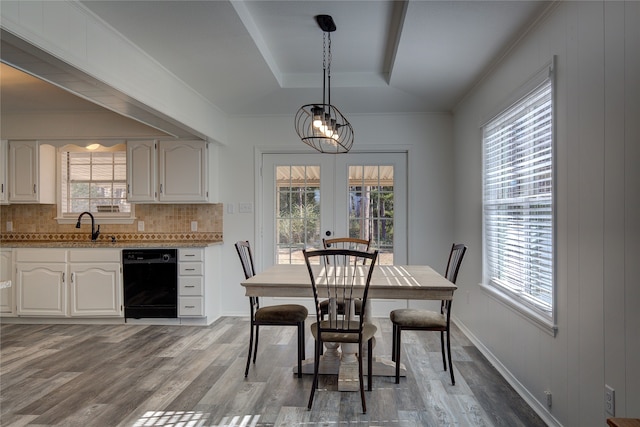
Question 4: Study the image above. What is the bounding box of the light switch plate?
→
[191,221,198,232]
[138,220,144,232]
[238,203,253,213]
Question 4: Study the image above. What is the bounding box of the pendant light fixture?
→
[295,15,354,154]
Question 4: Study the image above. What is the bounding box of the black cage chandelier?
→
[295,15,354,154]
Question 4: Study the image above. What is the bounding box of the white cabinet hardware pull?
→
[185,305,195,309]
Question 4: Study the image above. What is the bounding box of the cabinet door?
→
[8,141,56,204]
[9,141,38,203]
[127,140,157,202]
[158,141,207,202]
[0,250,13,314]
[0,140,7,204]
[69,263,122,317]
[16,263,67,316]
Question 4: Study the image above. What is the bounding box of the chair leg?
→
[307,339,321,410]
[301,322,306,360]
[440,330,446,371]
[253,325,260,364]
[296,322,303,378]
[446,329,455,385]
[391,323,396,362]
[245,323,254,377]
[358,342,366,414]
[367,338,373,391]
[394,327,402,384]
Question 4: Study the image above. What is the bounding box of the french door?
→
[261,152,407,268]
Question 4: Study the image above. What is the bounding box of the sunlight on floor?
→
[133,411,262,427]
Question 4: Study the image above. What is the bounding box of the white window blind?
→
[60,150,131,216]
[483,78,554,316]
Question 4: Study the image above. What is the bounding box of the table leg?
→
[295,299,406,381]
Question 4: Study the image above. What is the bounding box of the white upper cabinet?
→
[0,140,7,204]
[127,140,212,203]
[158,141,208,202]
[127,140,157,202]
[8,141,56,204]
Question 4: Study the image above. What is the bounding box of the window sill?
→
[56,217,135,225]
[479,282,557,337]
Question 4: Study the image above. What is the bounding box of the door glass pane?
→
[348,165,394,264]
[276,165,321,264]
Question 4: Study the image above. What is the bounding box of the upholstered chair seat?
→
[255,305,308,323]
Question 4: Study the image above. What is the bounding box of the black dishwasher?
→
[123,249,177,319]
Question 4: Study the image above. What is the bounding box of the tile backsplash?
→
[0,203,223,237]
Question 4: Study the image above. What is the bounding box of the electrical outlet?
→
[138,220,144,232]
[544,390,552,408]
[605,385,615,416]
[238,202,253,213]
[191,221,198,232]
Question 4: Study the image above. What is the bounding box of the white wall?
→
[452,1,640,425]
[218,113,454,316]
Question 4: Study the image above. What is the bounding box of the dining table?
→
[241,263,457,391]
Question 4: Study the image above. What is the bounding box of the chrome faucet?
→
[76,211,100,241]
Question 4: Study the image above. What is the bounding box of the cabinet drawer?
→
[179,277,203,295]
[16,249,67,263]
[179,296,204,316]
[179,262,202,276]
[69,249,121,263]
[179,249,203,262]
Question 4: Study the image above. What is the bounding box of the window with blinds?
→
[60,148,131,217]
[482,78,554,318]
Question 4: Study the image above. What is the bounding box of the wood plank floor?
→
[0,317,546,426]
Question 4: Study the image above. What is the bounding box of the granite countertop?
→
[0,232,223,249]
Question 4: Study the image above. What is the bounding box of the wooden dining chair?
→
[303,248,378,413]
[235,241,308,378]
[390,243,467,385]
[319,237,371,320]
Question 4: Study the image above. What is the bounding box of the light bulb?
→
[311,106,323,128]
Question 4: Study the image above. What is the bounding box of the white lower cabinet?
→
[69,250,122,317]
[178,246,220,323]
[15,249,122,318]
[16,249,67,316]
[0,249,14,314]
[178,248,204,317]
